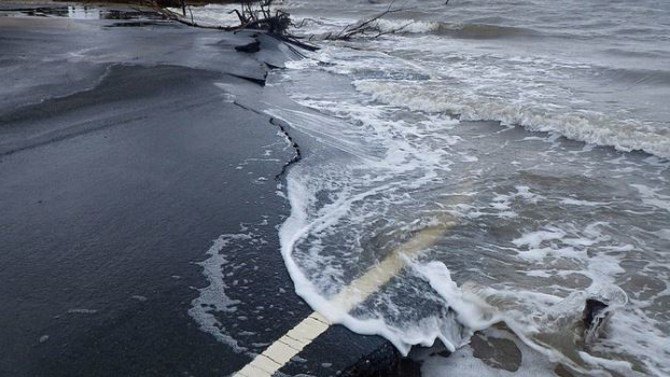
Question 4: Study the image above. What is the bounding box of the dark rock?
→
[235,39,261,53]
[470,332,522,372]
[582,298,612,344]
[554,363,576,377]
[341,341,421,377]
[229,73,267,86]
[431,350,451,358]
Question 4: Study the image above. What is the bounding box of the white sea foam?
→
[67,308,98,314]
[630,184,670,212]
[374,18,441,34]
[560,198,609,207]
[188,234,248,353]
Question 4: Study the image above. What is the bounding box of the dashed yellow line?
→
[233,191,469,376]
[233,312,330,377]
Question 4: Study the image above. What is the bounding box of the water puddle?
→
[0,5,165,24]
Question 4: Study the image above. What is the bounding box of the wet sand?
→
[0,4,390,376]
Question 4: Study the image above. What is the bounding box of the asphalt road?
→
[0,5,390,377]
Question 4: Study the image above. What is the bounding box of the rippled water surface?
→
[191,1,670,375]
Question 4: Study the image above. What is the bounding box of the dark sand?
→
[0,4,389,376]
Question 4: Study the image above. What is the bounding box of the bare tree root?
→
[141,0,291,33]
[140,0,318,51]
[144,0,413,49]
[305,2,413,41]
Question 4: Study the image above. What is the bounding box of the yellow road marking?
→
[233,191,470,376]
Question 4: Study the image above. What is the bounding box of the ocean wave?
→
[597,66,670,86]
[355,80,670,158]
[286,23,670,159]
[289,15,541,40]
[374,19,542,39]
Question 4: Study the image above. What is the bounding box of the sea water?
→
[191,1,670,375]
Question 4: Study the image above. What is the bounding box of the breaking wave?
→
[354,79,670,158]
[375,19,542,39]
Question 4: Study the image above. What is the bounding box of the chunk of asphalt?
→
[582,298,612,344]
[276,324,412,377]
[235,38,261,53]
[470,332,522,372]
